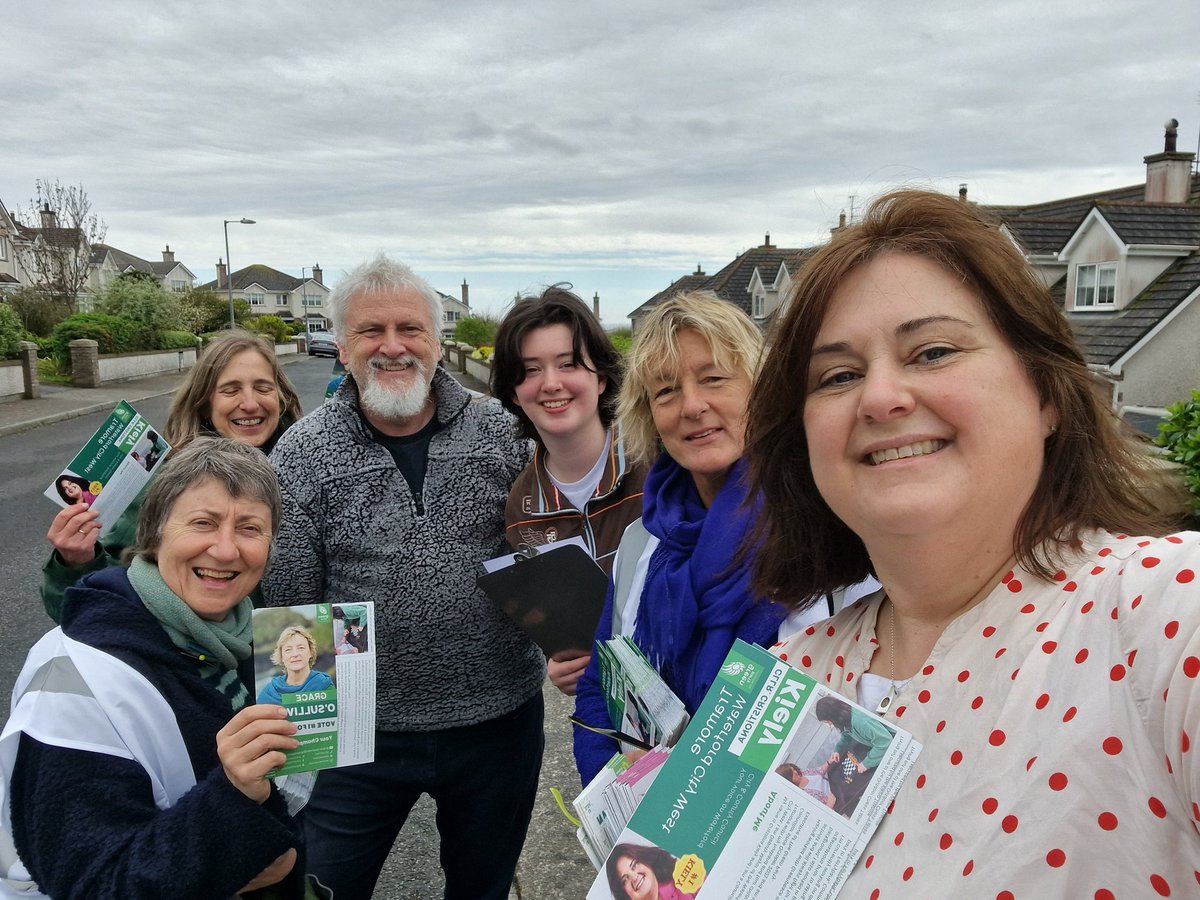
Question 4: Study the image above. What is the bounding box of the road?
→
[0,355,592,900]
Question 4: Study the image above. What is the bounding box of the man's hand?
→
[217,705,298,804]
[547,652,591,696]
[46,502,102,567]
[237,848,297,895]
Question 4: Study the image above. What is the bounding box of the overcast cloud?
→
[3,0,1198,321]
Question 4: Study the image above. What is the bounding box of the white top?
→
[548,431,612,518]
[772,530,1200,899]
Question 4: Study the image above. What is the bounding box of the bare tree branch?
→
[12,179,107,311]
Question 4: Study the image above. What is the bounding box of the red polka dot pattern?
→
[766,531,1200,897]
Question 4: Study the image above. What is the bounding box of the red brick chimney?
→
[461,279,470,308]
[216,259,228,290]
[1144,118,1195,203]
[162,245,175,264]
[312,264,323,285]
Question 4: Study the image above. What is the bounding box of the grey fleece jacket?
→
[262,368,543,731]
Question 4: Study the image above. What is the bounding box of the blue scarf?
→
[633,455,775,711]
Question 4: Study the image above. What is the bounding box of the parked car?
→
[307,331,339,357]
[325,359,347,399]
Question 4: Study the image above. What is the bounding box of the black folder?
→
[477,544,609,657]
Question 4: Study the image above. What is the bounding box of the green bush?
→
[0,304,23,359]
[246,315,290,345]
[160,330,200,350]
[1156,391,1200,511]
[95,277,183,332]
[454,316,497,348]
[48,313,153,372]
[5,287,73,337]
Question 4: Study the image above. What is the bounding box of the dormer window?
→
[1075,263,1116,309]
[752,291,765,318]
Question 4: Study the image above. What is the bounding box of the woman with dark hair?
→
[492,286,647,694]
[54,474,96,507]
[753,189,1195,896]
[41,331,304,621]
[3,439,319,898]
[605,842,695,900]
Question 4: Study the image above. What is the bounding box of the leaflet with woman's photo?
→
[252,602,376,776]
[43,400,171,535]
[586,640,922,900]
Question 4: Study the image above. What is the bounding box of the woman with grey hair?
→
[2,438,321,899]
[572,293,832,785]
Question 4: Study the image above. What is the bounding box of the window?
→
[0,237,7,261]
[276,294,289,306]
[752,291,765,318]
[444,310,460,323]
[303,293,323,308]
[1074,263,1117,309]
[246,291,265,306]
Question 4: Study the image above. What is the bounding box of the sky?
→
[3,0,1198,325]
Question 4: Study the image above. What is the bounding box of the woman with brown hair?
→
[41,331,303,621]
[751,189,1196,897]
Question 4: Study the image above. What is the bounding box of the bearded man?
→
[262,253,541,900]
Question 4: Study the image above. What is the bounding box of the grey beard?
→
[359,362,431,421]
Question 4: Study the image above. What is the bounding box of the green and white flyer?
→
[586,640,921,899]
[252,602,376,777]
[43,400,171,535]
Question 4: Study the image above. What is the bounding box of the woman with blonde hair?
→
[41,331,303,621]
[573,293,810,785]
[257,624,333,705]
[753,189,1195,897]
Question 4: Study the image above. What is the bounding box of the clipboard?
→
[477,543,609,657]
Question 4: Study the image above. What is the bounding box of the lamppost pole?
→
[222,217,256,328]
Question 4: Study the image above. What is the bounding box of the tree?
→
[454,315,497,348]
[1156,390,1200,518]
[94,274,183,333]
[12,179,106,311]
[177,288,249,334]
[4,286,72,336]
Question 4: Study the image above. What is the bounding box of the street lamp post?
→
[222,217,256,328]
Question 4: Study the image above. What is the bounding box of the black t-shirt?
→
[365,413,442,512]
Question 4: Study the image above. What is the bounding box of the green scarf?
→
[128,555,254,711]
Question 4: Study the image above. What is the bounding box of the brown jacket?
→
[504,425,647,577]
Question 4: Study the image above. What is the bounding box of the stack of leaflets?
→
[43,400,171,534]
[584,640,922,899]
[575,748,672,866]
[596,636,690,753]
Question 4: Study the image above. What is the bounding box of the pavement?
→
[0,359,597,899]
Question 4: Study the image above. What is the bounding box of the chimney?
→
[694,264,705,276]
[959,184,968,203]
[39,203,57,230]
[592,292,600,320]
[839,211,846,228]
[461,279,470,308]
[161,244,175,264]
[312,263,323,285]
[1144,118,1195,203]
[216,259,228,290]
[763,232,773,248]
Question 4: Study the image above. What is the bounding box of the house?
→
[199,262,332,332]
[988,118,1200,412]
[0,198,23,292]
[629,236,817,336]
[441,281,471,339]
[89,244,196,295]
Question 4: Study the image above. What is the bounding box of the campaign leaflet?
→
[43,400,170,536]
[586,640,921,900]
[252,602,376,777]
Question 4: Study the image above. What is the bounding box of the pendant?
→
[875,682,899,715]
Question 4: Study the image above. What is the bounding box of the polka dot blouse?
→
[771,531,1200,899]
